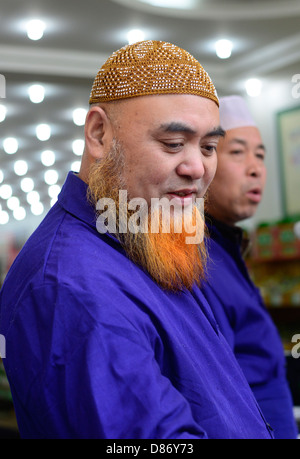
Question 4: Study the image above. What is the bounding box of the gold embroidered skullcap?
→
[89,40,219,106]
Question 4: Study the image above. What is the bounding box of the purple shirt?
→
[202,216,297,439]
[0,172,273,439]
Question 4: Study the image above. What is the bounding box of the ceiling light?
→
[26,190,40,205]
[41,150,55,166]
[0,184,12,200]
[72,108,87,126]
[127,29,145,45]
[245,78,262,97]
[26,19,46,41]
[72,139,84,156]
[3,137,18,154]
[28,84,45,103]
[0,104,7,122]
[31,202,44,216]
[7,197,20,211]
[0,210,9,225]
[44,169,58,185]
[48,184,61,199]
[50,197,58,207]
[71,161,81,172]
[0,170,3,184]
[13,207,26,221]
[21,177,34,193]
[36,123,51,141]
[140,0,196,9]
[215,39,233,59]
[14,160,28,176]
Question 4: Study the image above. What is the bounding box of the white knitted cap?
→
[219,95,256,131]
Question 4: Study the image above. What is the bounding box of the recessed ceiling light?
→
[26,190,40,205]
[7,196,20,211]
[72,108,87,126]
[72,139,84,156]
[3,137,18,154]
[0,104,7,122]
[127,29,145,45]
[14,160,28,176]
[44,170,58,185]
[0,210,9,225]
[13,207,26,221]
[71,161,81,172]
[20,177,34,193]
[28,84,45,103]
[41,150,56,166]
[31,202,44,216]
[26,19,46,41]
[36,124,51,141]
[139,0,195,9]
[0,184,12,200]
[48,184,61,199]
[215,39,233,59]
[245,78,262,97]
[50,197,58,207]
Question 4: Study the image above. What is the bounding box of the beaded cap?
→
[89,40,219,106]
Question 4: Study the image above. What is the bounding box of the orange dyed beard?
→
[87,140,207,291]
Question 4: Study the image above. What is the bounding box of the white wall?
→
[242,76,300,230]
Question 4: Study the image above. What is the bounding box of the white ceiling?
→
[1,0,300,237]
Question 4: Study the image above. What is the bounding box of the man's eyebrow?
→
[158,123,225,137]
[204,126,226,138]
[258,144,266,151]
[159,122,197,134]
[229,138,266,150]
[229,138,247,146]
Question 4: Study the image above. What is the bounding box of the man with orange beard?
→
[0,41,273,439]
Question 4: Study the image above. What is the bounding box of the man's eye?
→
[164,142,183,150]
[230,149,243,155]
[202,145,217,155]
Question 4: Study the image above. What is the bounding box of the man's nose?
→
[176,150,205,181]
[247,154,264,178]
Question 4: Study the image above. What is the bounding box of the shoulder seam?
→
[42,212,67,281]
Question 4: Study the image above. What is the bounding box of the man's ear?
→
[84,105,113,160]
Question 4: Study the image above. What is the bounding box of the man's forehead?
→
[226,126,262,140]
[116,93,219,124]
[224,127,265,149]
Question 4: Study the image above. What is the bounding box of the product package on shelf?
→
[252,217,300,261]
[248,217,300,308]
